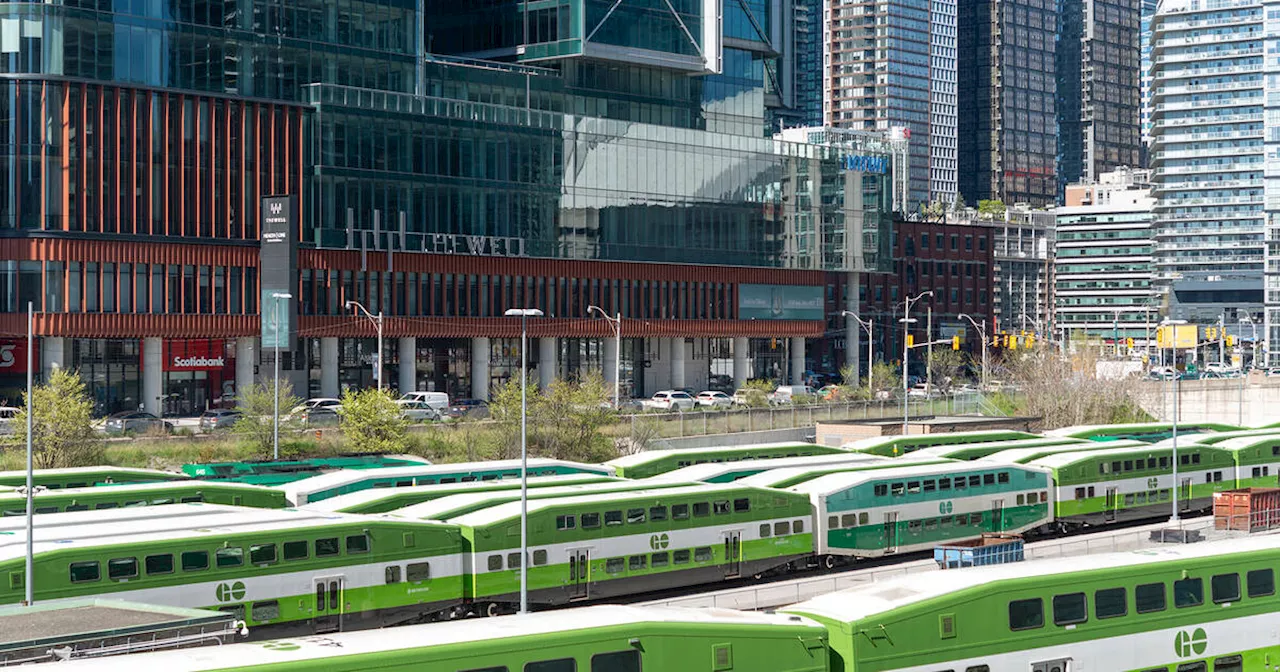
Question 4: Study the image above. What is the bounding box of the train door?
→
[883,512,899,553]
[1032,658,1070,672]
[312,576,345,633]
[723,531,742,578]
[568,549,590,601]
[990,499,1005,533]
[1180,478,1193,512]
[1104,487,1118,522]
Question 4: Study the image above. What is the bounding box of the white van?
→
[400,391,450,410]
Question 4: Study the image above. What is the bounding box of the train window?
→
[965,667,990,672]
[605,558,625,574]
[842,514,857,527]
[488,555,502,571]
[1095,587,1126,619]
[525,659,576,672]
[316,538,340,557]
[734,498,750,513]
[874,484,889,497]
[1112,461,1123,473]
[1213,655,1243,672]
[1255,467,1264,478]
[760,524,772,537]
[1136,583,1166,613]
[1247,569,1274,597]
[145,554,174,575]
[1029,493,1039,505]
[591,651,641,672]
[695,547,713,562]
[95,503,118,510]
[925,519,938,531]
[714,501,730,514]
[908,521,922,535]
[629,555,646,570]
[939,478,951,490]
[627,509,645,524]
[181,551,209,572]
[385,566,401,584]
[1214,472,1223,482]
[181,496,204,503]
[1124,461,1133,471]
[1017,495,1025,506]
[1088,487,1096,497]
[69,561,100,583]
[216,547,244,569]
[907,481,921,494]
[650,506,667,521]
[1175,578,1204,608]
[953,478,966,490]
[1124,494,1135,506]
[997,473,1009,484]
[283,541,308,561]
[508,553,522,569]
[250,544,277,565]
[1160,456,1170,468]
[1135,493,1146,505]
[1147,458,1157,469]
[860,513,869,525]
[582,513,601,529]
[1180,455,1189,466]
[533,551,547,567]
[828,516,839,529]
[969,476,981,487]
[1175,664,1206,672]
[674,550,691,564]
[108,558,138,580]
[672,504,689,520]
[1052,593,1087,625]
[1159,490,1169,501]
[66,504,88,512]
[1212,574,1240,603]
[923,480,936,492]
[775,521,791,535]
[794,520,805,533]
[955,514,969,526]
[604,511,624,526]
[556,515,576,530]
[693,502,711,517]
[1008,597,1044,630]
[891,483,905,496]
[971,512,983,526]
[652,552,669,567]
[982,474,995,486]
[151,498,174,505]
[251,601,280,622]
[1192,454,1201,465]
[346,535,370,554]
[125,500,146,507]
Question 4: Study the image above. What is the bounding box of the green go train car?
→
[978,440,1149,465]
[843,430,1039,457]
[785,534,1280,672]
[790,462,1053,560]
[651,453,886,484]
[1174,428,1280,446]
[603,442,845,479]
[394,480,695,521]
[735,457,955,489]
[1046,422,1241,443]
[303,474,618,514]
[906,437,1090,461]
[0,466,185,490]
[1154,434,1280,490]
[1029,443,1235,526]
[449,484,814,612]
[282,459,616,506]
[182,455,433,486]
[38,605,831,672]
[0,481,286,515]
[0,504,467,635]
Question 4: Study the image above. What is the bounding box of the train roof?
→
[650,453,884,483]
[0,466,179,480]
[38,605,821,670]
[449,483,774,527]
[735,456,953,488]
[786,534,1280,624]
[1027,443,1216,469]
[393,480,694,520]
[299,473,612,512]
[1167,428,1280,445]
[604,442,828,468]
[977,440,1148,464]
[842,430,1036,451]
[281,459,614,501]
[0,504,448,563]
[1045,422,1238,439]
[1207,433,1280,451]
[0,480,276,502]
[907,437,1087,458]
[788,460,1046,495]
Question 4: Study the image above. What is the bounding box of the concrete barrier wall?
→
[1137,378,1280,427]
[653,428,814,450]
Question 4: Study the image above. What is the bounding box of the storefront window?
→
[71,339,141,416]
[490,338,520,392]
[163,339,235,415]
[413,339,471,400]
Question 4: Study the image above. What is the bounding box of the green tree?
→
[866,361,901,399]
[9,368,102,468]
[977,199,1006,219]
[927,349,966,394]
[230,381,302,457]
[338,388,409,454]
[737,379,776,407]
[490,371,616,462]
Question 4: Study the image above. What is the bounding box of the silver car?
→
[398,400,442,423]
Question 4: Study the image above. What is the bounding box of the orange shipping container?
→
[1214,488,1280,532]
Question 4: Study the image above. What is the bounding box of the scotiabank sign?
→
[163,340,231,372]
[0,340,36,374]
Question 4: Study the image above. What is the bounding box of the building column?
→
[471,337,491,401]
[538,338,557,390]
[143,337,163,417]
[846,271,861,382]
[320,337,340,398]
[790,337,806,385]
[40,336,65,385]
[733,337,749,390]
[235,337,256,397]
[669,338,686,389]
[398,337,417,394]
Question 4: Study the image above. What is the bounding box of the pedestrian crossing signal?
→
[906,334,915,348]
[952,336,960,350]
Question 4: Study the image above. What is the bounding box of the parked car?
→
[643,391,696,411]
[0,406,19,435]
[398,400,442,423]
[1147,367,1176,381]
[291,398,342,415]
[769,385,816,405]
[399,391,449,410]
[446,399,490,419]
[298,406,341,428]
[104,411,173,435]
[199,409,242,432]
[694,391,732,408]
[907,383,930,399]
[1204,362,1240,376]
[1267,368,1280,378]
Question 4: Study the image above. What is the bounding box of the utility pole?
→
[1219,313,1226,367]
[926,307,933,397]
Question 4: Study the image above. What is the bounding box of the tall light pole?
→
[587,306,621,407]
[270,292,292,461]
[841,310,873,393]
[958,313,989,391]
[1162,317,1187,522]
[23,301,32,605]
[901,291,933,435]
[504,307,543,614]
[346,300,384,390]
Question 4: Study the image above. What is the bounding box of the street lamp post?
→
[504,307,543,614]
[587,306,621,407]
[901,291,933,435]
[958,313,989,392]
[346,301,384,390]
[1162,318,1187,522]
[270,292,293,461]
[23,301,32,605]
[840,311,873,393]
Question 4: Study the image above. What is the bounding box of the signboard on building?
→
[839,154,889,174]
[738,284,824,321]
[163,340,231,372]
[1156,324,1197,349]
[260,195,298,351]
[0,339,37,374]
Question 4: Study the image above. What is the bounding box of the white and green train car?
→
[905,437,1090,462]
[302,473,617,514]
[736,456,955,490]
[448,484,815,613]
[785,534,1280,672]
[651,452,886,484]
[393,479,696,521]
[603,442,844,479]
[979,440,1149,465]
[790,462,1053,559]
[0,504,467,635]
[843,430,1039,457]
[1194,434,1280,489]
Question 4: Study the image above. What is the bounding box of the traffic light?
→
[952,335,961,350]
[906,334,915,348]
[1009,335,1018,350]
[1227,335,1235,347]
[1207,327,1218,341]
[1025,334,1035,348]
[1126,337,1135,349]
